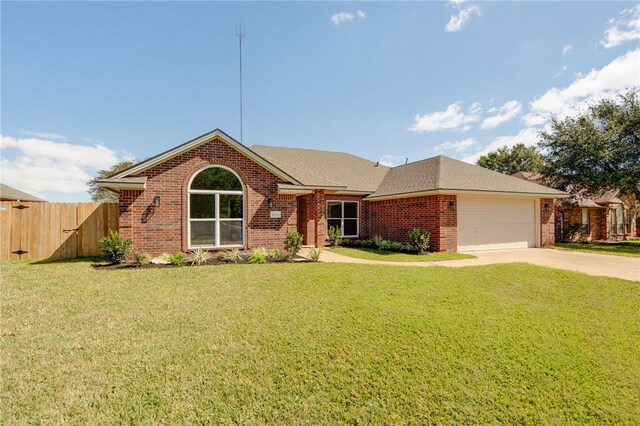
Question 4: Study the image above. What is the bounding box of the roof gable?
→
[111,129,300,184]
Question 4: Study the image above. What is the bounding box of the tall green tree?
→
[539,90,640,203]
[87,161,134,202]
[476,143,545,175]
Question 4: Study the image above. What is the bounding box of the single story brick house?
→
[513,172,637,242]
[98,129,565,255]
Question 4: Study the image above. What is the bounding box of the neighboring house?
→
[0,183,46,202]
[97,129,565,255]
[512,172,637,242]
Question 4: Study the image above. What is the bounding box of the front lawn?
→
[2,260,639,423]
[330,246,475,262]
[555,242,640,258]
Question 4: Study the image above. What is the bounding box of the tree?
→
[87,160,134,202]
[476,143,545,175]
[539,90,640,203]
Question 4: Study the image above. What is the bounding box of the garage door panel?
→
[459,211,533,225]
[457,197,536,252]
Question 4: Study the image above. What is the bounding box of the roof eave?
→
[365,188,568,201]
[96,181,146,191]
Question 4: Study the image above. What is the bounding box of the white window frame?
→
[187,165,245,249]
[326,200,359,238]
[581,208,590,235]
[616,206,624,235]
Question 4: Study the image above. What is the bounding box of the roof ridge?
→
[251,144,387,167]
[435,155,443,189]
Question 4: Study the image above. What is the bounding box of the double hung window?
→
[327,201,359,237]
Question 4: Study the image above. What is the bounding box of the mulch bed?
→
[93,255,310,270]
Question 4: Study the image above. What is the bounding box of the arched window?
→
[189,166,244,248]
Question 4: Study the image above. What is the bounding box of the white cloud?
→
[480,100,522,129]
[554,65,568,78]
[331,10,366,26]
[562,44,573,55]
[461,128,541,164]
[522,48,640,126]
[445,4,480,32]
[601,4,640,49]
[379,155,405,167]
[468,102,483,115]
[409,102,481,133]
[331,12,353,26]
[0,135,130,197]
[434,138,476,154]
[22,130,67,141]
[449,0,466,6]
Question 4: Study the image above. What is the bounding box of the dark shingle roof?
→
[369,156,565,199]
[250,145,390,192]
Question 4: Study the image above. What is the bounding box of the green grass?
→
[330,246,475,262]
[2,260,639,424]
[555,242,640,258]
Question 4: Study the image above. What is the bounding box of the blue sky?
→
[2,1,639,201]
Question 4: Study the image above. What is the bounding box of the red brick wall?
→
[297,192,320,246]
[555,207,607,242]
[540,198,555,247]
[118,137,297,255]
[366,195,457,252]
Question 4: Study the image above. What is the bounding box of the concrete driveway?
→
[467,248,639,282]
[312,248,639,282]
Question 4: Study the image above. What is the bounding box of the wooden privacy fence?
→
[0,202,119,260]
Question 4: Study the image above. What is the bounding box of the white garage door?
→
[457,197,536,252]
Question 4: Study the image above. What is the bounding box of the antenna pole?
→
[236,24,246,143]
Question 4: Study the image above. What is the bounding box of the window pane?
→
[327,202,342,218]
[220,220,243,245]
[220,194,243,218]
[581,209,588,224]
[343,202,358,218]
[190,221,215,246]
[191,167,242,191]
[327,219,342,233]
[190,194,215,218]
[343,219,357,236]
[617,208,624,234]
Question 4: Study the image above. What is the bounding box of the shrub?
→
[284,231,303,257]
[561,223,583,243]
[372,235,385,250]
[380,241,407,252]
[99,230,132,264]
[130,249,151,265]
[327,226,343,246]
[189,249,212,266]
[224,248,243,263]
[248,247,268,264]
[165,252,187,266]
[408,228,430,254]
[339,238,354,247]
[354,239,375,248]
[308,247,323,262]
[269,249,290,261]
